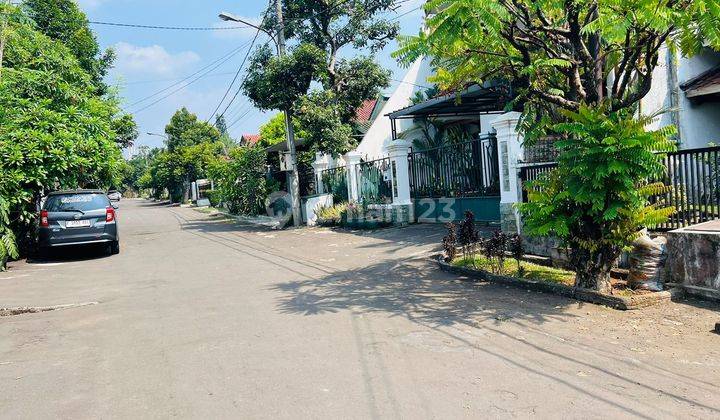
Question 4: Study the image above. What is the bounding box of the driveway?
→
[1,199,719,418]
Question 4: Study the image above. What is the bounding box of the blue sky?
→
[76,0,425,150]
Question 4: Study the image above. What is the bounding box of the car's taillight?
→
[40,210,49,227]
[106,207,115,223]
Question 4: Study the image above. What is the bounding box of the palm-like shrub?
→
[0,196,19,271]
[519,106,676,293]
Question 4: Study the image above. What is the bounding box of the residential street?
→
[1,199,719,419]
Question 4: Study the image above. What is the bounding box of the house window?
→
[501,141,510,192]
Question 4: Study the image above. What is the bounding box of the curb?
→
[435,256,677,310]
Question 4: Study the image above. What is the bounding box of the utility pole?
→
[275,0,302,227]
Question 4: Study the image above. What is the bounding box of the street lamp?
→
[218,12,279,51]
[146,132,168,140]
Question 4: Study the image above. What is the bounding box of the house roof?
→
[356,99,378,121]
[386,83,511,120]
[680,66,720,98]
[241,134,261,145]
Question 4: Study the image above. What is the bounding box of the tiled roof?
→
[680,66,720,98]
[241,134,261,145]
[355,99,377,121]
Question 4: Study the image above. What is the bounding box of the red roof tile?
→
[241,134,261,145]
[356,99,377,121]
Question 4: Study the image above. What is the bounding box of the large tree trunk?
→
[570,244,619,294]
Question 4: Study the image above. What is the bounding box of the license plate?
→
[66,220,91,228]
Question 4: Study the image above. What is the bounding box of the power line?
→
[207,28,261,123]
[129,42,255,114]
[127,39,254,109]
[117,71,238,86]
[88,20,250,31]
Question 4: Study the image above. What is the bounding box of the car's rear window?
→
[44,194,110,212]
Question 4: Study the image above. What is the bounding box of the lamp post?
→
[146,132,168,140]
[219,3,302,227]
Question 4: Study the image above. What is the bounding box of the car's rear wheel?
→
[109,240,120,255]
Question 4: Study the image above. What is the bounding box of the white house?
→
[643,47,720,149]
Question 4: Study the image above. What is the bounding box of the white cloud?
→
[112,42,200,77]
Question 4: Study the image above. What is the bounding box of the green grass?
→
[452,255,576,286]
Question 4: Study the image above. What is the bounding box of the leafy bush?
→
[0,197,19,271]
[205,190,222,207]
[1,5,125,256]
[209,146,272,215]
[442,222,457,263]
[316,203,347,226]
[519,106,676,292]
[509,234,525,277]
[457,211,479,262]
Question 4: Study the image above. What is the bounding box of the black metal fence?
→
[657,146,720,230]
[297,166,317,197]
[519,163,557,202]
[518,146,720,230]
[357,157,393,204]
[408,134,500,199]
[320,166,349,203]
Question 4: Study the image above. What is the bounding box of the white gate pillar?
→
[387,140,412,205]
[345,151,362,202]
[312,152,330,194]
[491,112,524,234]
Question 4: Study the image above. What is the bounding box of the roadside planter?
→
[435,256,677,310]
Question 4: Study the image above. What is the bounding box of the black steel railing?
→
[297,166,317,197]
[518,145,720,230]
[320,166,349,203]
[408,134,500,199]
[357,157,393,204]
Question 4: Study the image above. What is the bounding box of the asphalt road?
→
[1,199,719,419]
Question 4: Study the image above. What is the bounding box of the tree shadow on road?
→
[269,256,720,417]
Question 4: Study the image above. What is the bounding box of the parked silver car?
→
[37,190,120,255]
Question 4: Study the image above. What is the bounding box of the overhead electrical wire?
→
[129,41,259,114]
[88,20,249,31]
[207,28,262,123]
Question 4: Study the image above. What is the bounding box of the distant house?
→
[240,134,261,147]
[353,96,388,141]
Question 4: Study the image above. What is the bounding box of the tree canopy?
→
[396,0,720,136]
[243,0,396,157]
[24,0,115,92]
[0,4,125,256]
[165,107,221,151]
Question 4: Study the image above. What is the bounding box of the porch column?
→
[312,152,330,195]
[491,112,524,234]
[345,151,362,202]
[387,139,412,205]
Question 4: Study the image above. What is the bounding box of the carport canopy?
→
[386,83,510,120]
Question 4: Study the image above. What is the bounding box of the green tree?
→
[165,107,220,151]
[112,114,139,149]
[0,6,125,263]
[209,146,273,215]
[243,0,397,156]
[24,0,115,92]
[258,113,309,148]
[396,0,720,291]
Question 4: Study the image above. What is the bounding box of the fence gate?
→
[408,133,501,222]
[356,157,393,204]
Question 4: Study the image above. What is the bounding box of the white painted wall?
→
[676,49,720,149]
[353,57,433,159]
[643,47,720,150]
